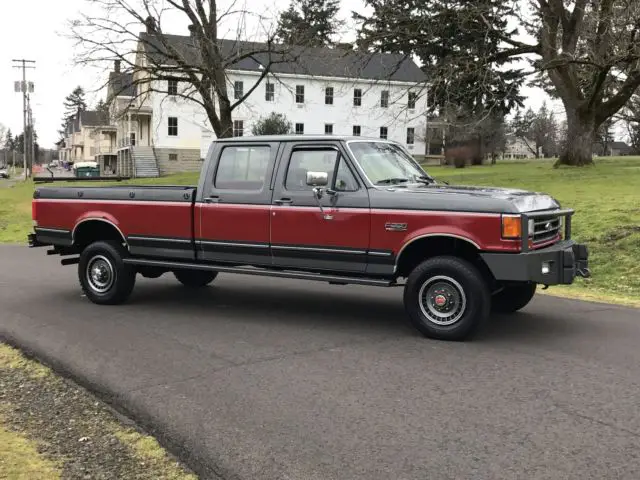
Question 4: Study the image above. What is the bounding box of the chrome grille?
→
[532,214,561,243]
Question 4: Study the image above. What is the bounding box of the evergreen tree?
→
[4,129,14,151]
[277,0,341,46]
[59,86,87,138]
[95,98,110,117]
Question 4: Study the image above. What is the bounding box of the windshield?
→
[348,141,430,186]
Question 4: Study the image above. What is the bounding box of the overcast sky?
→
[0,0,556,148]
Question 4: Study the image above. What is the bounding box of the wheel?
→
[173,269,218,288]
[403,256,491,341]
[78,240,136,305]
[491,283,537,313]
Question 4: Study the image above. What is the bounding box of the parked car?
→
[0,168,9,179]
[28,135,590,341]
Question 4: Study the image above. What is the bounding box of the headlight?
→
[502,215,535,239]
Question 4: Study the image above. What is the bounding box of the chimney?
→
[188,24,196,38]
[145,16,157,34]
[114,60,121,73]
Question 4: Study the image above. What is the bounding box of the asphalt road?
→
[2,244,640,480]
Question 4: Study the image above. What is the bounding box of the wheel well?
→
[396,236,495,284]
[73,220,127,250]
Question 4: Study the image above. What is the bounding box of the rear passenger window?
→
[214,146,270,190]
[285,148,339,191]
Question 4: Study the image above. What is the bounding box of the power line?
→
[12,59,36,179]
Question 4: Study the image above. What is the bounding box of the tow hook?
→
[577,267,591,278]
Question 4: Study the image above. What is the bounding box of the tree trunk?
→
[555,110,596,166]
[217,99,233,139]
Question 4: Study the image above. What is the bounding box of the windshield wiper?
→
[376,177,410,185]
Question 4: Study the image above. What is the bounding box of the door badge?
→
[385,222,407,232]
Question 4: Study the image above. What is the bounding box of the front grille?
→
[532,214,561,243]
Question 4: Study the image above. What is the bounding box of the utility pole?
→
[12,59,35,179]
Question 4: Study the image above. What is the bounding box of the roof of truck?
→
[214,135,399,143]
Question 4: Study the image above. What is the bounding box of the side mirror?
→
[306,171,328,187]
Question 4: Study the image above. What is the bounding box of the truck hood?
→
[379,183,560,213]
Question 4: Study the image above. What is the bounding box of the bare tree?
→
[68,0,297,138]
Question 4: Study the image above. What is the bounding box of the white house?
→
[503,135,536,160]
[108,29,429,177]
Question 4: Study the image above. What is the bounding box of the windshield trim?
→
[344,139,430,189]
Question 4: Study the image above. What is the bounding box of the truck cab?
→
[29,135,590,341]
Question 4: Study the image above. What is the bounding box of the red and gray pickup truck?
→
[29,135,590,341]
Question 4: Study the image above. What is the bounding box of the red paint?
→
[34,199,557,255]
[34,199,192,240]
[196,203,271,244]
[270,205,370,249]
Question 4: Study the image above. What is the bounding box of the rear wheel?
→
[491,283,537,313]
[78,240,136,305]
[173,270,218,288]
[403,256,491,341]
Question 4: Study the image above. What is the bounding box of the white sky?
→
[0,0,556,148]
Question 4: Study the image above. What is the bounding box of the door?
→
[195,141,279,266]
[270,142,371,273]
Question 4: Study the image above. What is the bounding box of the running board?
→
[123,258,396,287]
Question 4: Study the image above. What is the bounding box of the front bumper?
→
[480,240,590,285]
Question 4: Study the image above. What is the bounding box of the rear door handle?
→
[274,198,293,205]
[204,196,220,204]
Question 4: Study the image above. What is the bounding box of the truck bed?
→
[33,185,198,259]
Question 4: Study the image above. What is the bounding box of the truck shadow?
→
[123,277,583,343]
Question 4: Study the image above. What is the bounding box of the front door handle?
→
[274,198,293,205]
[204,196,220,204]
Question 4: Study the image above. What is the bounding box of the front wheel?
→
[491,283,537,313]
[403,256,491,341]
[78,240,136,305]
[173,269,218,288]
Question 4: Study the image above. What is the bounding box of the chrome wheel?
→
[418,275,467,326]
[86,255,115,294]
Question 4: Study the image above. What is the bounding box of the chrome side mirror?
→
[306,171,328,187]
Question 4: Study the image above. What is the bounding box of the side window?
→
[214,145,270,190]
[333,158,359,192]
[285,148,339,191]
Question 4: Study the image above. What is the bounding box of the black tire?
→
[173,269,218,288]
[403,256,491,341]
[491,283,537,313]
[78,240,136,305]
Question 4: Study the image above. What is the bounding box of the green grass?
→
[1,158,639,304]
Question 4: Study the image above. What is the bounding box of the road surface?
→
[1,244,639,479]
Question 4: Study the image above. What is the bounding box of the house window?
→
[380,126,388,139]
[168,79,178,96]
[296,85,305,103]
[234,81,244,100]
[233,120,244,137]
[169,153,178,161]
[325,86,334,105]
[408,92,417,109]
[214,145,271,190]
[380,90,389,108]
[295,123,304,134]
[130,132,136,145]
[353,88,362,107]
[167,117,178,136]
[353,125,361,136]
[324,123,333,134]
[265,82,275,101]
[407,127,415,145]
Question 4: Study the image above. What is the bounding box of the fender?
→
[72,213,127,247]
[395,227,483,257]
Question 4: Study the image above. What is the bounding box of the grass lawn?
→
[0,158,638,305]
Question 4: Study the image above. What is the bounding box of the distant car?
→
[0,168,9,179]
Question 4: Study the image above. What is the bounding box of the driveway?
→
[1,244,640,479]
